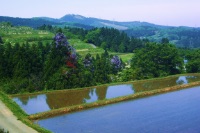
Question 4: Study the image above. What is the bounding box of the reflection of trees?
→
[46,89,92,109]
[133,75,200,93]
[185,76,199,83]
[133,77,178,93]
[95,86,107,100]
[17,95,37,105]
[176,76,187,85]
[46,86,108,109]
[14,75,200,111]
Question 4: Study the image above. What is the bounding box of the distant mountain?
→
[60,14,129,29]
[1,14,200,48]
[0,14,180,30]
[35,14,162,30]
[0,16,58,28]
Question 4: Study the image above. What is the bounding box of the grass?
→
[68,39,133,62]
[0,90,51,133]
[69,39,95,50]
[113,53,133,63]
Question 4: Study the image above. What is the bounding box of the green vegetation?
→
[0,22,53,45]
[185,49,200,73]
[125,26,200,48]
[0,90,51,133]
[0,16,58,28]
[2,15,200,48]
[69,39,133,62]
[131,43,183,79]
[0,30,125,94]
[1,21,200,133]
[83,27,146,53]
[1,23,199,94]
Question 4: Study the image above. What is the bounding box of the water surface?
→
[12,75,200,114]
[13,94,50,114]
[13,84,133,114]
[36,86,200,133]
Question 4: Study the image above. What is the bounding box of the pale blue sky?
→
[1,0,200,27]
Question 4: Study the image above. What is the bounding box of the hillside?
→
[0,16,58,28]
[0,23,133,63]
[125,26,200,48]
[0,14,165,30]
[1,14,200,48]
[0,22,54,44]
[40,14,160,30]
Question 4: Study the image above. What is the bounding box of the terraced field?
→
[0,24,133,63]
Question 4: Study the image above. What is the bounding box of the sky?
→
[1,0,200,27]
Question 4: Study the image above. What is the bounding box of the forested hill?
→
[125,26,200,48]
[0,16,94,30]
[0,16,58,28]
[1,14,200,48]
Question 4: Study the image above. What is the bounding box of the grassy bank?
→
[29,81,200,120]
[0,90,51,133]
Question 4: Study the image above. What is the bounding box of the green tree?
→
[119,42,125,53]
[161,38,169,44]
[0,36,3,44]
[131,43,183,79]
[186,50,200,73]
[43,45,68,81]
[0,44,5,77]
[85,29,100,45]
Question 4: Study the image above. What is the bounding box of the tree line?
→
[38,25,148,53]
[0,33,123,94]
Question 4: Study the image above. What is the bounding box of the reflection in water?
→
[133,75,200,93]
[106,84,134,99]
[176,76,196,85]
[13,94,50,114]
[13,85,134,114]
[12,75,200,114]
[36,86,200,133]
[83,88,98,103]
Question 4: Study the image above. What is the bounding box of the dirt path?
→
[0,100,38,133]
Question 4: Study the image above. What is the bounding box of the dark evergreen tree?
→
[161,38,169,44]
[0,36,3,44]
[0,44,5,77]
[4,43,14,78]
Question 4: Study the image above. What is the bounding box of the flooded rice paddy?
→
[36,86,200,133]
[12,75,200,114]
